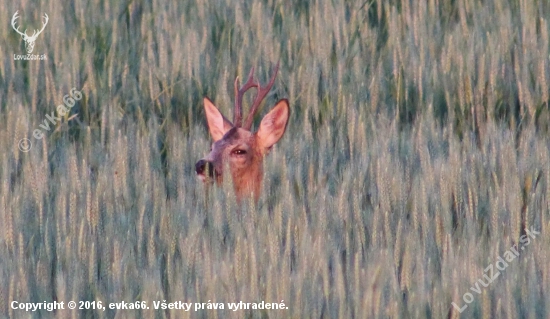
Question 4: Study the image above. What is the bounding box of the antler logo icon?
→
[11,11,49,53]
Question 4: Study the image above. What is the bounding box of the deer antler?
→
[32,13,49,39]
[233,67,256,127]
[11,12,49,40]
[11,11,27,37]
[233,62,279,129]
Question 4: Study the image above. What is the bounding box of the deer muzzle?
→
[195,159,216,181]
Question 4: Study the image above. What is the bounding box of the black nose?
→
[195,160,215,177]
[195,160,206,174]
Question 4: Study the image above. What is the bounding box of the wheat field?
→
[1,0,549,318]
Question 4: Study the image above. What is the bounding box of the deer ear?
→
[256,99,290,151]
[204,97,233,141]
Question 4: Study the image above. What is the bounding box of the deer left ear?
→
[204,97,234,141]
[256,99,290,151]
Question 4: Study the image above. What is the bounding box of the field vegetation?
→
[1,0,549,317]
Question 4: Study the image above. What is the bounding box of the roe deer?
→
[195,63,289,202]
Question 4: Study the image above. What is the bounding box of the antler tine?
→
[11,11,27,37]
[234,67,256,127]
[243,62,279,130]
[35,13,49,36]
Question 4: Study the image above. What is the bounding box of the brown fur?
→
[196,65,289,202]
[196,98,289,202]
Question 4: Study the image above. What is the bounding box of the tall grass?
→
[0,0,549,318]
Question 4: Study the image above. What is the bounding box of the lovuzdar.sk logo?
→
[11,11,48,60]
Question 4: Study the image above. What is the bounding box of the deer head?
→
[11,11,49,53]
[196,63,289,202]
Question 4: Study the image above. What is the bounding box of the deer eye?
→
[232,149,247,155]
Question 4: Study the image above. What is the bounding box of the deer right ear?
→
[203,97,233,141]
[256,99,290,151]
